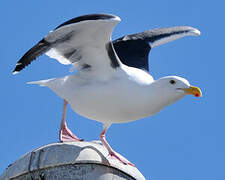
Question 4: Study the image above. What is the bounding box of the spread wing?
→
[13,14,121,74]
[113,26,200,71]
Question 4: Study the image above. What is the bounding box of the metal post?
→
[0,141,146,180]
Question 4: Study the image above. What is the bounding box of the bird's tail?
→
[27,78,56,87]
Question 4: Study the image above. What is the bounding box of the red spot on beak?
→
[195,93,200,97]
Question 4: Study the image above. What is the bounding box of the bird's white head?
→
[150,76,202,108]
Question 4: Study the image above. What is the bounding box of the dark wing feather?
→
[13,39,51,74]
[113,26,200,72]
[113,38,151,71]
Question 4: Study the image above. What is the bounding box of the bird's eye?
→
[170,80,176,85]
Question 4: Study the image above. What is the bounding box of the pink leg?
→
[100,125,135,167]
[59,100,83,142]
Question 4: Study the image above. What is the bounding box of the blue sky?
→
[0,1,224,179]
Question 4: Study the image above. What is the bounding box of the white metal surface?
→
[0,141,146,180]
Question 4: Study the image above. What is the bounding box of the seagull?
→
[13,14,202,166]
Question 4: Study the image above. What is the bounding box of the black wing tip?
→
[13,69,19,75]
[12,70,18,75]
[13,38,50,75]
[55,13,120,30]
[13,62,29,74]
[13,62,23,74]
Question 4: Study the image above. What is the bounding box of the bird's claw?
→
[109,151,135,167]
[59,125,83,142]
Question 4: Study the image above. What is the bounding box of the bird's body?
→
[32,65,156,124]
[14,14,202,166]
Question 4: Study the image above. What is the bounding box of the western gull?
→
[13,14,202,166]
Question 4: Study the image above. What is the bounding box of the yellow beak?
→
[183,86,202,97]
